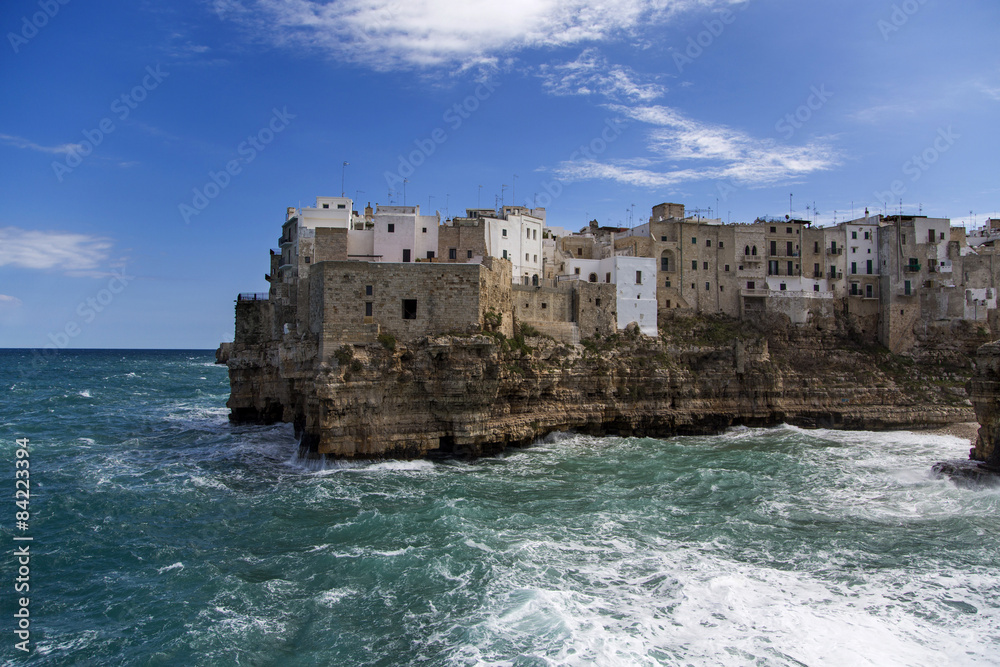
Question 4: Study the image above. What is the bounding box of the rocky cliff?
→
[968,340,1000,470]
[225,314,983,459]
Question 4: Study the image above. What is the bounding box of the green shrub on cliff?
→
[378,333,396,352]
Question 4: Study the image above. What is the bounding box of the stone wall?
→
[512,284,574,325]
[438,220,487,263]
[576,282,617,338]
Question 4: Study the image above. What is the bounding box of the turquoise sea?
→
[1,349,998,666]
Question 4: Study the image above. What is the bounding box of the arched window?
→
[751,245,757,256]
[589,273,598,283]
[532,274,539,286]
[744,245,750,256]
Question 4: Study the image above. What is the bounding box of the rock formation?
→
[968,340,1000,470]
[224,314,982,459]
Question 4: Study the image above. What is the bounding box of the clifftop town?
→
[222,197,1000,459]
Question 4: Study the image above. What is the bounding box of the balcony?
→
[828,271,843,280]
[904,263,922,273]
[280,236,293,248]
[740,254,762,263]
[741,288,769,297]
[826,247,843,256]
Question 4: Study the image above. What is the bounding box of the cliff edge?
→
[224,314,981,459]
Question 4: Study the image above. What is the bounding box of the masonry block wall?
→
[512,284,574,325]
[576,282,618,338]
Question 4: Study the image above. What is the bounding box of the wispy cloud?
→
[0,133,82,156]
[0,227,113,275]
[538,48,665,102]
[213,0,740,70]
[0,294,22,307]
[554,104,840,188]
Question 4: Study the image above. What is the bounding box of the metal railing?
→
[237,293,269,302]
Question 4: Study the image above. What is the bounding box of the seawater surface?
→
[1,349,997,666]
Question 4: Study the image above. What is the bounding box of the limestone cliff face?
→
[968,340,1000,468]
[225,316,979,459]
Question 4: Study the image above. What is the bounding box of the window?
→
[595,298,602,307]
[665,279,671,288]
[786,227,792,234]
[692,260,698,270]
[527,228,531,238]
[574,267,580,275]
[747,281,755,289]
[422,227,427,233]
[304,256,310,264]
[813,285,819,292]
[902,234,906,244]
[541,303,548,309]
[503,250,508,260]
[337,204,346,209]
[929,229,935,243]
[864,231,870,240]
[814,241,819,253]
[532,275,539,286]
[813,263,820,278]
[703,262,708,270]
[366,285,373,296]
[523,276,529,285]
[720,285,724,292]
[606,272,611,283]
[502,229,507,237]
[745,245,750,256]
[719,241,724,249]
[577,248,582,256]
[786,241,793,256]
[402,299,417,319]
[705,282,710,291]
[365,302,373,317]
[526,253,530,261]
[851,282,859,296]
[780,283,787,291]
[851,262,857,274]
[752,246,757,256]
[852,231,858,239]
[467,250,473,259]
[770,226,776,233]
[661,236,667,242]
[706,239,712,247]
[589,273,598,283]
[940,232,945,241]
[866,260,873,275]
[533,255,537,262]
[636,271,642,284]
[770,241,777,255]
[866,284,874,298]
[665,300,671,308]
[322,203,329,209]
[387,223,395,233]
[533,230,537,240]
[768,260,778,275]
[449,248,457,260]
[904,280,911,296]
[787,261,793,275]
[692,237,697,244]
[402,249,411,262]
[427,251,435,259]
[691,283,695,289]
[724,265,730,272]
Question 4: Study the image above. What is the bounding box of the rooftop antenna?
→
[478,185,482,208]
[403,178,409,206]
[790,193,793,216]
[341,161,349,197]
[501,184,508,207]
[428,195,434,212]
[445,193,450,220]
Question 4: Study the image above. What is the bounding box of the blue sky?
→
[1,0,998,349]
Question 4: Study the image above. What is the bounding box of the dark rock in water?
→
[932,460,1000,489]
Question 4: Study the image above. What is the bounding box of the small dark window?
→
[503,250,509,260]
[813,285,819,292]
[449,248,457,260]
[661,236,667,242]
[705,282,710,290]
[304,256,310,263]
[595,298,602,307]
[541,303,548,309]
[692,237,697,244]
[467,250,473,258]
[770,226,776,233]
[606,272,611,283]
[502,229,507,237]
[422,227,427,233]
[365,302,373,317]
[636,271,642,284]
[718,241,724,248]
[427,251,435,259]
[703,262,708,270]
[403,249,411,262]
[665,279,671,287]
[747,281,755,289]
[388,223,395,233]
[402,299,417,319]
[574,267,580,275]
[577,248,582,256]
[786,227,792,234]
[589,273,598,283]
[337,204,346,209]
[366,285,373,296]
[706,239,712,247]
[692,260,697,270]
[780,283,787,291]
[322,203,329,209]
[724,265,730,272]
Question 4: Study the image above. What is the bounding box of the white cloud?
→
[0,294,22,307]
[0,227,112,274]
[0,133,83,156]
[538,48,665,102]
[554,104,840,188]
[213,0,739,70]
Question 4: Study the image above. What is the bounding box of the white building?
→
[482,206,545,285]
[371,205,440,263]
[559,255,658,336]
